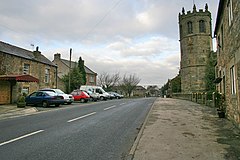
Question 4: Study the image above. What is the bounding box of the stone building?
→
[53,53,97,92]
[214,0,240,126]
[179,4,213,93]
[0,41,57,104]
[146,85,160,97]
[132,86,147,97]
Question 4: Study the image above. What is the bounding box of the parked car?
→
[80,85,110,100]
[108,92,116,99]
[25,91,65,107]
[70,89,90,102]
[108,92,124,99]
[79,86,99,101]
[39,88,74,104]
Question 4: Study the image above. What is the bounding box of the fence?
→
[172,92,224,108]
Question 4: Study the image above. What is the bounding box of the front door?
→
[0,81,11,104]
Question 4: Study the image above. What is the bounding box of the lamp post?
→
[68,48,72,93]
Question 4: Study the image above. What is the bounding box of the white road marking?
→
[0,130,44,147]
[67,112,96,123]
[120,103,125,106]
[104,105,116,111]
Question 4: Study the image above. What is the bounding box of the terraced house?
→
[214,0,240,126]
[53,53,97,92]
[0,41,57,104]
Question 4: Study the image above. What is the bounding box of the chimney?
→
[33,46,41,59]
[54,53,61,60]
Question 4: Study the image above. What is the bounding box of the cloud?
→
[0,0,219,86]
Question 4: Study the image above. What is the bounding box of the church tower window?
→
[199,20,206,33]
[187,21,193,34]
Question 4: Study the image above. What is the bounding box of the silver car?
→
[39,88,74,104]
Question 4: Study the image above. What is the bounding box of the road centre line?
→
[104,105,116,111]
[0,130,44,147]
[67,112,96,123]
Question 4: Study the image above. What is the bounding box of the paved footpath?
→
[131,98,240,160]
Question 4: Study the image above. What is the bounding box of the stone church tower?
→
[179,4,213,93]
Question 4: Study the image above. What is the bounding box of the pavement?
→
[0,104,38,120]
[1,98,240,160]
[129,98,240,160]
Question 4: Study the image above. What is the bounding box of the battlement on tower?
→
[179,4,211,19]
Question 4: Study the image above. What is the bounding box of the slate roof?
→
[0,41,56,67]
[214,0,224,35]
[61,58,97,75]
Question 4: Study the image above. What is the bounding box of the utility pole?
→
[68,48,72,93]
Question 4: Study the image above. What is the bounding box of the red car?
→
[70,90,90,102]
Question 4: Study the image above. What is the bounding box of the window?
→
[187,21,193,34]
[23,64,30,74]
[180,25,182,37]
[22,87,29,95]
[221,25,224,49]
[199,20,206,33]
[45,68,50,83]
[90,75,94,83]
[230,66,236,94]
[217,35,221,54]
[228,0,233,26]
[219,71,222,93]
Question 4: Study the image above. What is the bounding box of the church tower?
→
[179,4,213,93]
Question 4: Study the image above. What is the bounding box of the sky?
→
[0,0,219,87]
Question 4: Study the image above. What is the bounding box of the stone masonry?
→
[179,4,213,93]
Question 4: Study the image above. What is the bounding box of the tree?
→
[205,52,216,91]
[62,67,83,93]
[171,74,181,93]
[205,51,217,99]
[78,57,86,85]
[97,72,121,91]
[160,81,170,97]
[119,74,141,97]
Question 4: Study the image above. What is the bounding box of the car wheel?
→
[80,99,85,103]
[42,101,48,108]
[67,102,72,105]
[100,97,104,101]
[55,104,60,107]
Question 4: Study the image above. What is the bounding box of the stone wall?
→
[215,0,240,126]
[0,52,57,102]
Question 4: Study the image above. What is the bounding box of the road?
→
[0,97,156,160]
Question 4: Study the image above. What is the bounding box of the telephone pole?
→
[68,48,72,93]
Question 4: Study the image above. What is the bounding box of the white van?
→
[80,86,99,101]
[80,85,110,100]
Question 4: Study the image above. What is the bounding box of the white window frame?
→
[45,68,50,83]
[228,0,233,26]
[230,65,236,95]
[89,75,94,83]
[23,63,30,74]
[22,87,29,95]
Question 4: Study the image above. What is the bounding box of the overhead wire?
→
[82,0,123,40]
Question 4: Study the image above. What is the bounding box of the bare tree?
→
[97,72,121,91]
[119,74,141,97]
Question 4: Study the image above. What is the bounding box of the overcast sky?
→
[0,0,219,87]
